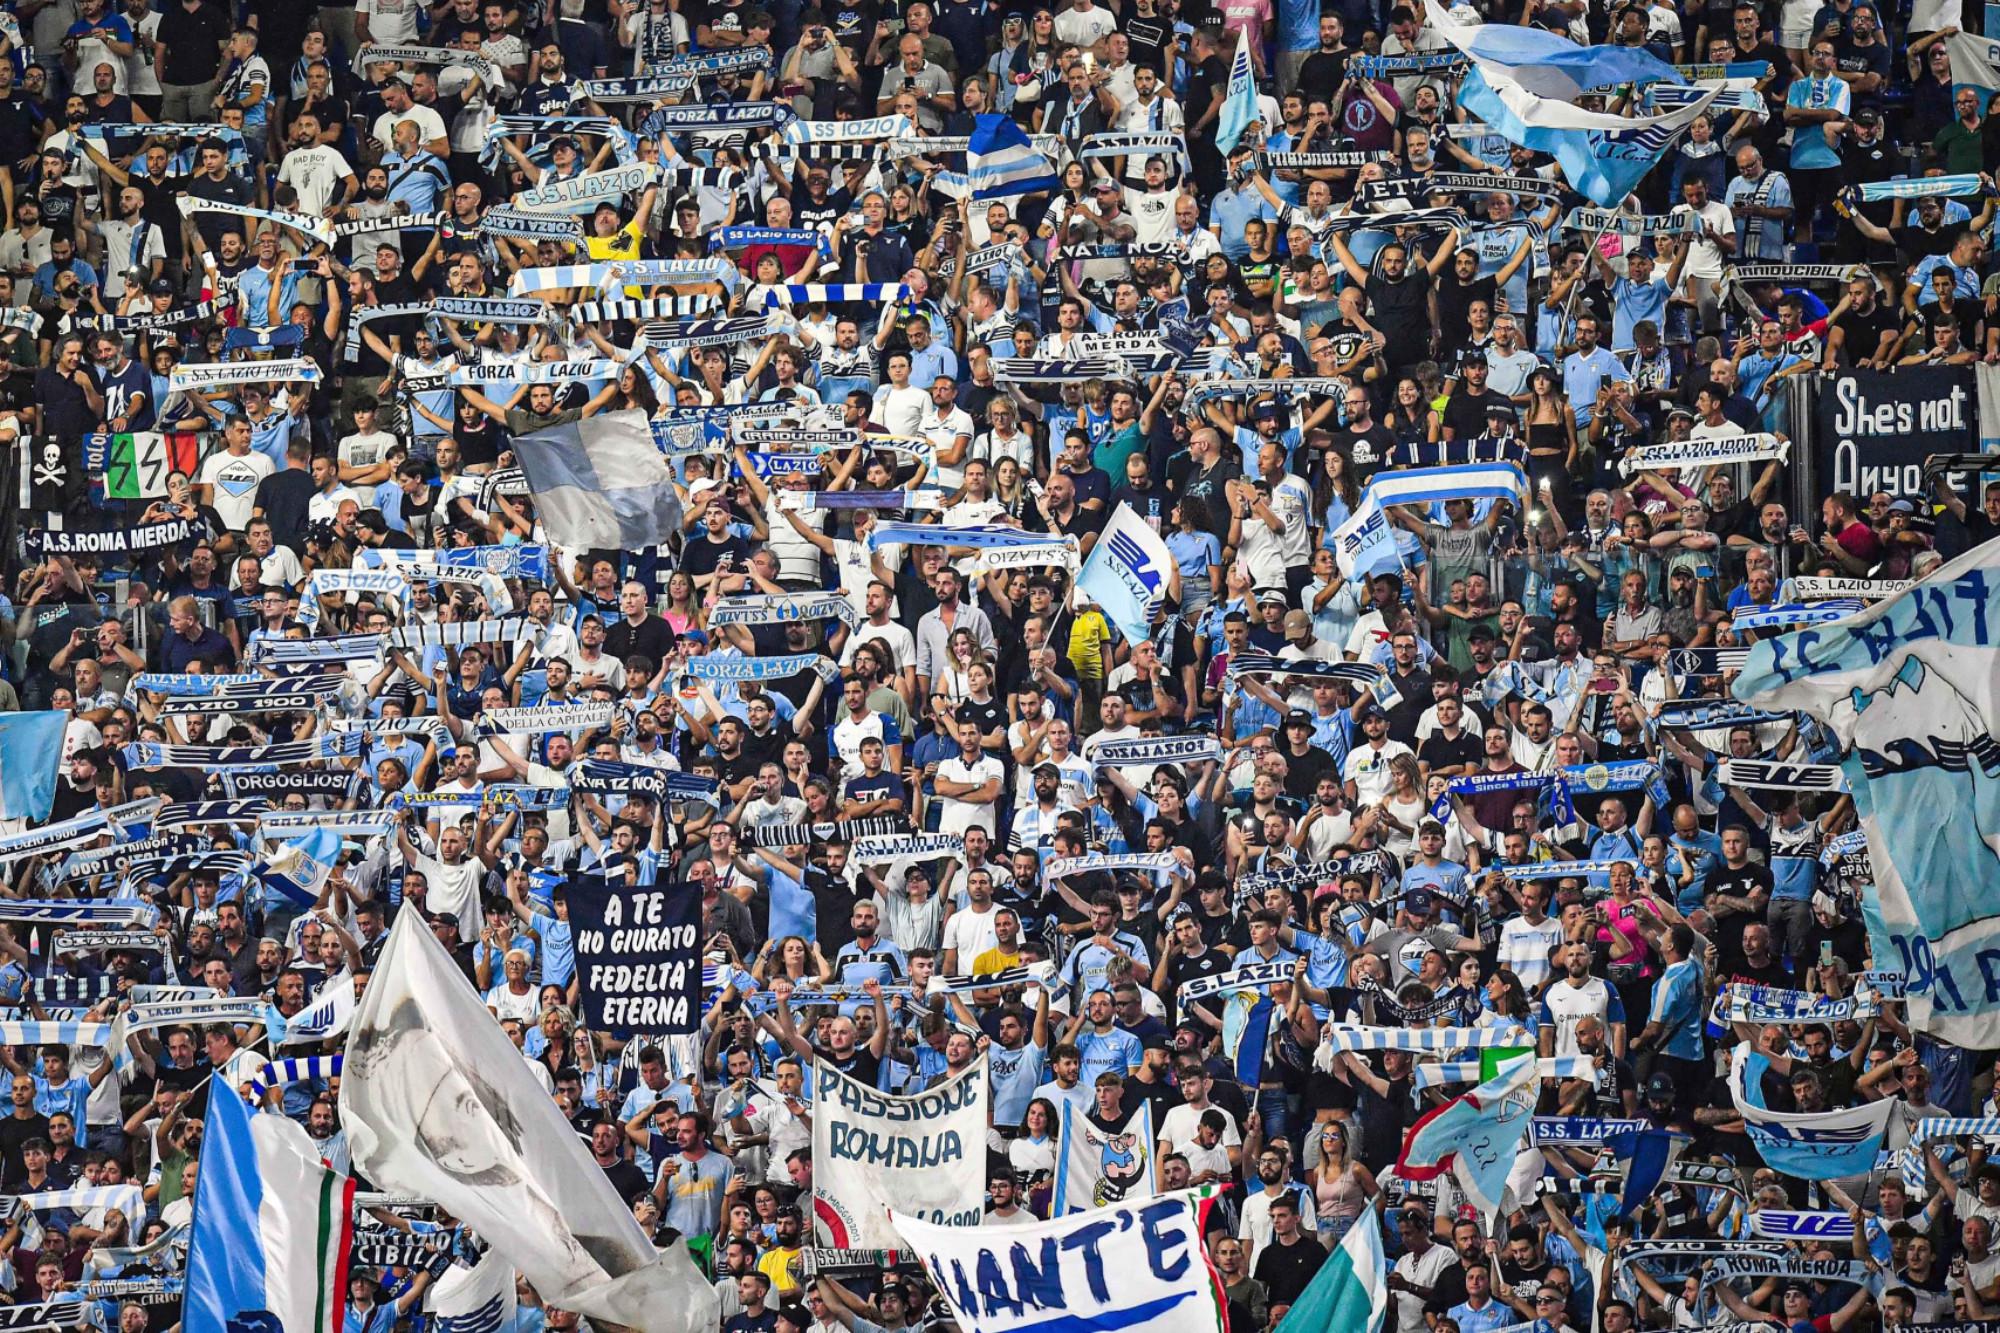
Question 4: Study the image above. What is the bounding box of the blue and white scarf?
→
[1318,1024,1530,1053]
[568,761,720,806]
[245,634,386,666]
[639,102,794,134]
[0,798,159,864]
[780,114,916,145]
[479,205,587,242]
[1495,859,1638,882]
[297,569,412,630]
[684,652,839,683]
[1653,699,1791,730]
[1088,735,1221,767]
[762,284,907,306]
[480,702,618,735]
[1557,759,1670,813]
[249,1054,344,1097]
[866,522,1042,550]
[508,258,737,296]
[707,592,859,628]
[709,226,829,252]
[1856,174,1986,202]
[124,732,361,770]
[155,800,271,828]
[0,899,158,927]
[1730,600,1865,631]
[640,315,779,351]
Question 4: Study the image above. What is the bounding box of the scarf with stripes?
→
[28,975,121,1003]
[1087,735,1220,767]
[327,716,458,759]
[1224,652,1384,685]
[0,1019,117,1046]
[0,900,157,927]
[156,676,348,717]
[762,284,906,306]
[384,619,539,651]
[297,569,413,630]
[248,1053,345,1096]
[129,672,264,699]
[1318,1024,1533,1053]
[745,817,908,848]
[0,799,161,865]
[154,800,271,828]
[1042,851,1181,884]
[244,633,386,666]
[927,963,1053,994]
[1239,852,1389,896]
[124,732,361,770]
[1652,699,1791,730]
[1731,601,1864,631]
[1413,1054,1596,1090]
[507,258,737,297]
[257,811,398,839]
[570,295,718,323]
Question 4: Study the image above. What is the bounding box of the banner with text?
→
[812,1056,987,1251]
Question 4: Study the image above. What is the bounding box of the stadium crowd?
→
[0,0,1994,1328]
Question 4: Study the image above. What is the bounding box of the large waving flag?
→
[0,712,68,821]
[184,1082,354,1333]
[1423,0,1680,94]
[967,113,1057,199]
[1727,1043,1905,1175]
[1279,1211,1387,1333]
[1332,494,1399,581]
[1216,26,1260,154]
[1396,1051,1538,1215]
[1733,538,2000,1046]
[340,913,718,1331]
[514,408,685,551]
[1077,502,1177,644]
[1423,0,1721,205]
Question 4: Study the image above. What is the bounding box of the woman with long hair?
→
[1524,365,1579,514]
[662,569,703,636]
[755,935,833,985]
[1307,1120,1378,1244]
[992,454,1031,520]
[1482,968,1536,1031]
[1011,1097,1060,1213]
[1383,376,1429,451]
[1375,754,1428,861]
[1167,494,1223,621]
[936,628,988,703]
[1007,10,1063,126]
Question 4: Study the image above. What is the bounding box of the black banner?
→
[1815,365,1976,501]
[26,517,199,557]
[566,878,702,1037]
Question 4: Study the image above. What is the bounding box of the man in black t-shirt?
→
[1328,384,1397,486]
[1825,275,1900,369]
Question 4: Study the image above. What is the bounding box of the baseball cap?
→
[680,628,708,646]
[1853,107,1881,126]
[1468,622,1498,641]
[1888,498,1914,514]
[1645,1072,1675,1100]
[1484,401,1518,421]
[1254,401,1281,420]
[1405,889,1434,914]
[147,277,176,296]
[1667,405,1694,421]
[1032,761,1060,777]
[1282,610,1311,634]
[1093,177,1120,194]
[426,911,459,929]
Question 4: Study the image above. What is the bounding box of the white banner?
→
[811,1056,987,1251]
[892,1192,1223,1333]
[340,915,717,1330]
[1784,577,1913,602]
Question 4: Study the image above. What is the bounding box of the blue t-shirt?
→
[531,912,576,988]
[1785,76,1850,170]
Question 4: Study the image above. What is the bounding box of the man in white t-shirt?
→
[1052,0,1117,49]
[933,719,1003,837]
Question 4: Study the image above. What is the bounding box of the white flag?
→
[430,1248,518,1333]
[339,914,717,1333]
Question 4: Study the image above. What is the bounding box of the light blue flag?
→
[0,712,68,821]
[1728,1043,1901,1177]
[1279,1211,1387,1333]
[1216,26,1260,154]
[967,113,1057,199]
[1424,0,1681,95]
[1424,0,1720,207]
[1076,502,1177,645]
[258,827,342,909]
[1733,538,2000,1046]
[514,408,685,551]
[1459,68,1712,207]
[1396,1052,1537,1214]
[185,1078,353,1333]
[1614,1128,1688,1216]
